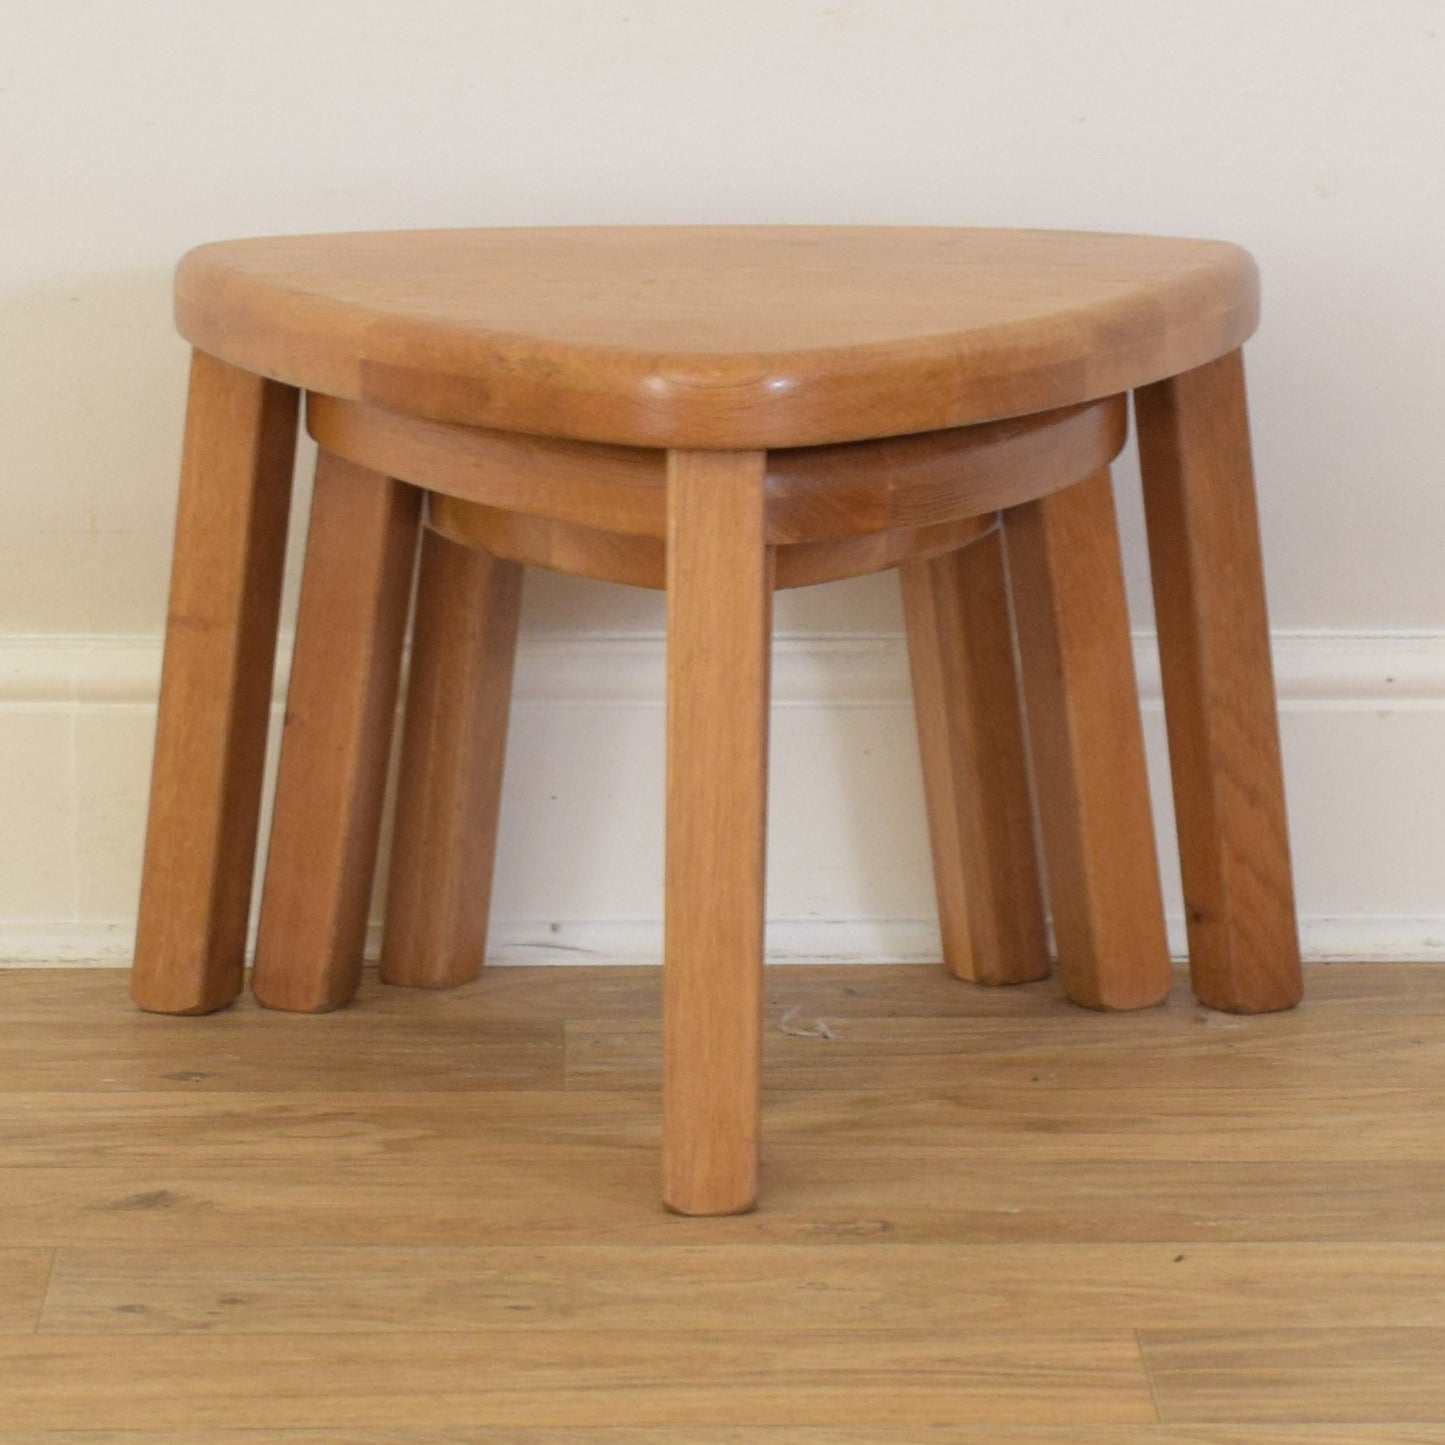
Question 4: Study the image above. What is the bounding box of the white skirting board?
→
[2,630,1444,966]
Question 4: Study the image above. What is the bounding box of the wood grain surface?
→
[427,496,992,590]
[250,454,421,1013]
[1005,471,1172,1010]
[662,450,772,1215]
[310,390,1126,543]
[380,528,523,990]
[2,963,1443,1433]
[131,352,298,1016]
[901,528,1049,985]
[178,226,1257,446]
[1135,351,1302,1013]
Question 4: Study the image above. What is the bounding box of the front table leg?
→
[1135,351,1303,1013]
[663,449,772,1216]
[132,352,298,1015]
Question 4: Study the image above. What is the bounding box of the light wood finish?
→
[26,1071,1445,1165]
[1136,351,1302,1013]
[29,999,1445,1109]
[662,449,772,1216]
[0,963,1440,1433]
[178,227,1257,447]
[132,351,297,1015]
[0,1433,1440,1445]
[775,513,992,588]
[0,1332,1153,1431]
[136,225,1300,1216]
[250,453,420,1013]
[11,1143,1445,1248]
[0,1252,52,1334]
[566,1009,1445,1100]
[429,494,991,591]
[1005,471,1173,1010]
[41,1240,1445,1335]
[901,528,1049,985]
[429,500,663,587]
[307,391,666,537]
[309,390,1127,543]
[2,1433,1442,1445]
[380,528,522,989]
[1142,1328,1445,1423]
[764,397,1127,542]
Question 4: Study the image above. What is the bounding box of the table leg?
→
[251,451,420,1012]
[1135,351,1302,1013]
[381,526,523,989]
[1005,469,1173,1011]
[133,352,298,1015]
[662,448,772,1216]
[900,527,1050,986]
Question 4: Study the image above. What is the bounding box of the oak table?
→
[133,227,1302,1215]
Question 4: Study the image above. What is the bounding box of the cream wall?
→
[4,0,1445,962]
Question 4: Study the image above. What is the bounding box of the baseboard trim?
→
[5,915,1444,969]
[5,628,1445,967]
[7,628,1445,709]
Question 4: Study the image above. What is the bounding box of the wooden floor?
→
[2,962,1445,1439]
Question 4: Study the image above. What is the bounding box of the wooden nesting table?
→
[132,227,1302,1214]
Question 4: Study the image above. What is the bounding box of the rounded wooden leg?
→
[1004,469,1173,1012]
[662,449,772,1217]
[900,528,1050,986]
[250,452,421,1013]
[132,351,298,1015]
[380,528,523,989]
[1135,351,1302,1013]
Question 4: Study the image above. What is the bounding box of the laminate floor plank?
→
[0,1018,563,1093]
[0,1330,1154,1431]
[11,1000,1441,1095]
[1143,1327,1445,1423]
[0,1249,52,1333]
[7,1080,1445,1167]
[6,1430,1445,1445]
[566,1011,1445,1092]
[2,1157,1445,1247]
[38,1242,1445,1337]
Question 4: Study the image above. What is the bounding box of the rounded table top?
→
[176,226,1257,448]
